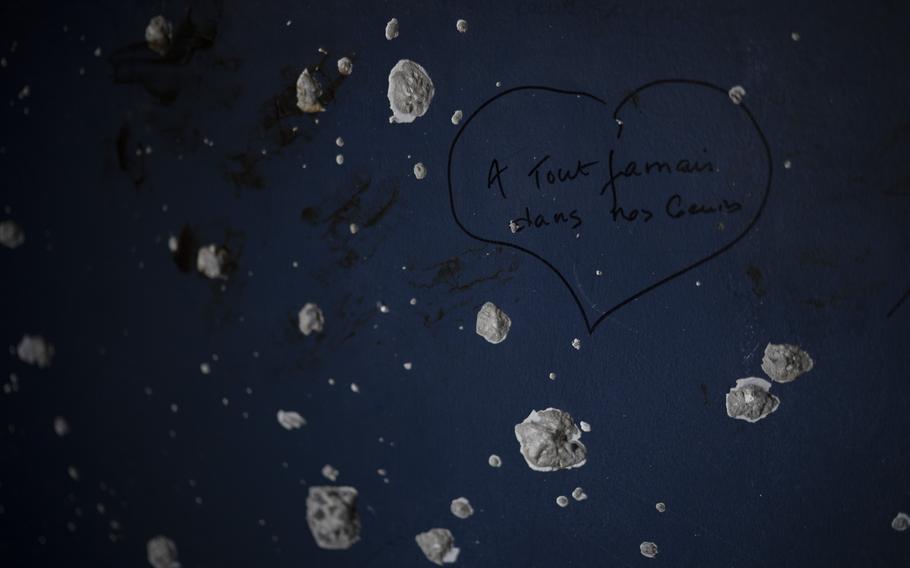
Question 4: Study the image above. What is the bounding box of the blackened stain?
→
[799,250,838,268]
[300,207,319,223]
[172,225,199,272]
[220,227,246,275]
[699,383,709,406]
[362,189,400,228]
[108,6,220,105]
[802,296,834,309]
[115,122,146,187]
[222,152,266,190]
[413,246,520,294]
[881,122,910,152]
[881,176,910,197]
[299,175,401,263]
[422,308,446,327]
[745,265,766,298]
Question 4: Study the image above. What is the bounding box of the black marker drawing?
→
[447,80,773,333]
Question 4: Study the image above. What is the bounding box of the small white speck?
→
[336,154,344,165]
[350,383,360,393]
[556,495,569,507]
[409,297,417,306]
[548,372,557,380]
[595,269,603,276]
[488,454,502,468]
[784,159,792,169]
[321,464,339,481]
[571,487,588,501]
[336,136,344,147]
[655,502,666,513]
[349,223,359,235]
[170,403,178,413]
[93,47,102,57]
[791,32,800,41]
[571,338,581,350]
[579,421,591,432]
[403,362,413,370]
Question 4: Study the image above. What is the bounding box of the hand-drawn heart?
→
[447,80,771,333]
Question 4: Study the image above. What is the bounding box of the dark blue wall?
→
[1,0,909,566]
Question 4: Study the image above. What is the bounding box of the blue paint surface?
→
[1,1,909,566]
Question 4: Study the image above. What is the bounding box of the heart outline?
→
[446,79,773,334]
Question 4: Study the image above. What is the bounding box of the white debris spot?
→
[53,416,69,437]
[415,528,460,565]
[725,377,780,423]
[449,497,474,519]
[385,18,399,40]
[349,223,359,235]
[307,486,361,550]
[321,464,339,482]
[17,85,29,100]
[514,408,587,472]
[335,136,345,148]
[784,159,792,169]
[487,454,502,468]
[277,410,306,430]
[336,154,344,165]
[413,162,427,180]
[296,69,325,113]
[336,57,352,76]
[761,343,814,383]
[791,31,801,41]
[387,59,435,124]
[556,495,569,507]
[199,362,210,375]
[0,220,25,249]
[892,512,910,531]
[475,302,511,344]
[508,220,519,234]
[146,535,179,568]
[167,236,178,252]
[298,303,325,336]
[655,502,666,513]
[17,335,54,368]
[571,338,581,350]
[403,362,413,370]
[728,85,746,105]
[548,372,557,381]
[350,383,360,393]
[579,421,591,432]
[451,110,463,125]
[145,15,174,56]
[640,541,659,559]
[571,487,587,501]
[456,19,468,33]
[196,244,228,279]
